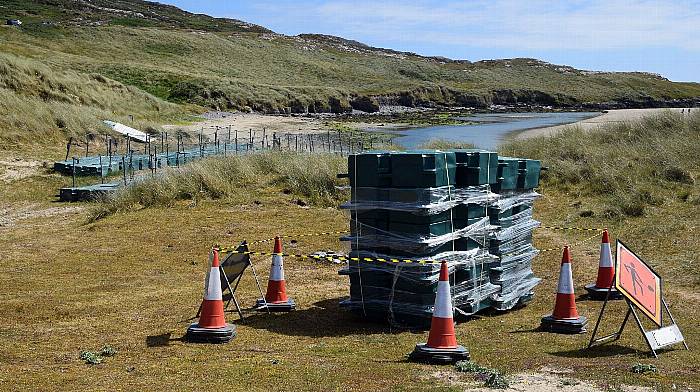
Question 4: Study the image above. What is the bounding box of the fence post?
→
[338,131,343,156]
[122,156,127,186]
[65,137,73,161]
[165,132,169,165]
[72,157,76,188]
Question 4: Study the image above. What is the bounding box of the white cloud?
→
[256,0,700,51]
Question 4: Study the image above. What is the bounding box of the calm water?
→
[389,112,601,150]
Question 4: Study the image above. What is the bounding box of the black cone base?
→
[185,323,236,343]
[254,298,296,312]
[540,315,588,334]
[409,343,470,364]
[584,284,623,301]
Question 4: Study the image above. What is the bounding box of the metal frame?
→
[196,241,269,320]
[588,273,689,358]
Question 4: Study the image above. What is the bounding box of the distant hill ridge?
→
[0,0,698,131]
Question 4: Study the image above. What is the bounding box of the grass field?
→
[0,112,698,391]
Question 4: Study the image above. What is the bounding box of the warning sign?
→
[615,241,662,326]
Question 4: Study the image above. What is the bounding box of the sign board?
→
[645,325,685,350]
[615,240,662,326]
[589,240,687,357]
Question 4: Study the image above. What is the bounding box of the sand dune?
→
[516,108,694,139]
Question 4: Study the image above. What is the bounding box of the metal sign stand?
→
[588,273,689,357]
[194,241,270,320]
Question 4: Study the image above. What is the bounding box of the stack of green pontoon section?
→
[487,155,542,310]
[339,149,542,328]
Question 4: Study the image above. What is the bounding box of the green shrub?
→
[455,361,509,389]
[88,151,347,220]
[501,111,700,217]
[418,140,476,150]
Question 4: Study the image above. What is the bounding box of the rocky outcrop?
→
[491,89,558,106]
[350,95,380,112]
[579,98,700,110]
[379,86,585,109]
[171,78,698,115]
[328,96,352,113]
[382,86,489,108]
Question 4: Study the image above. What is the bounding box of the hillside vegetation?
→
[0,52,184,152]
[1,0,699,152]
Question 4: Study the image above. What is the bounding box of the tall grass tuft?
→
[88,151,347,221]
[0,52,185,151]
[419,140,476,150]
[500,110,700,217]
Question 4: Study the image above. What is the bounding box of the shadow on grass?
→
[146,331,183,347]
[576,293,614,303]
[551,344,642,358]
[509,326,544,333]
[240,298,404,337]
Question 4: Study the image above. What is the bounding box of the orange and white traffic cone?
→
[255,237,295,312]
[409,261,470,363]
[185,248,236,343]
[540,246,588,334]
[585,230,622,300]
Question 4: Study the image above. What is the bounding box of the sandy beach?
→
[162,112,329,138]
[163,108,696,144]
[515,108,693,139]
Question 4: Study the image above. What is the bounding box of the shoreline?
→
[161,107,695,146]
[513,108,692,140]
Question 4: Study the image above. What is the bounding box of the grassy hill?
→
[1,0,699,151]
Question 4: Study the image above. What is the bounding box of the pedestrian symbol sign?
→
[588,240,687,357]
[615,241,662,326]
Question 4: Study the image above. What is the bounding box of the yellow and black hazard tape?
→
[250,230,349,245]
[221,226,607,264]
[539,226,606,232]
[217,248,442,264]
[537,230,604,253]
[248,226,602,245]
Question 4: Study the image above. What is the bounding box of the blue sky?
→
[161,0,699,82]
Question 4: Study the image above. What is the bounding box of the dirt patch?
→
[431,366,654,392]
[478,372,652,392]
[0,159,44,183]
[0,203,84,228]
[668,287,700,303]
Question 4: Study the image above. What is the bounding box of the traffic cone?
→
[585,230,622,300]
[409,261,470,364]
[185,248,236,343]
[254,237,295,312]
[540,246,588,334]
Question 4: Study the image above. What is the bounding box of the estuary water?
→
[390,112,601,150]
